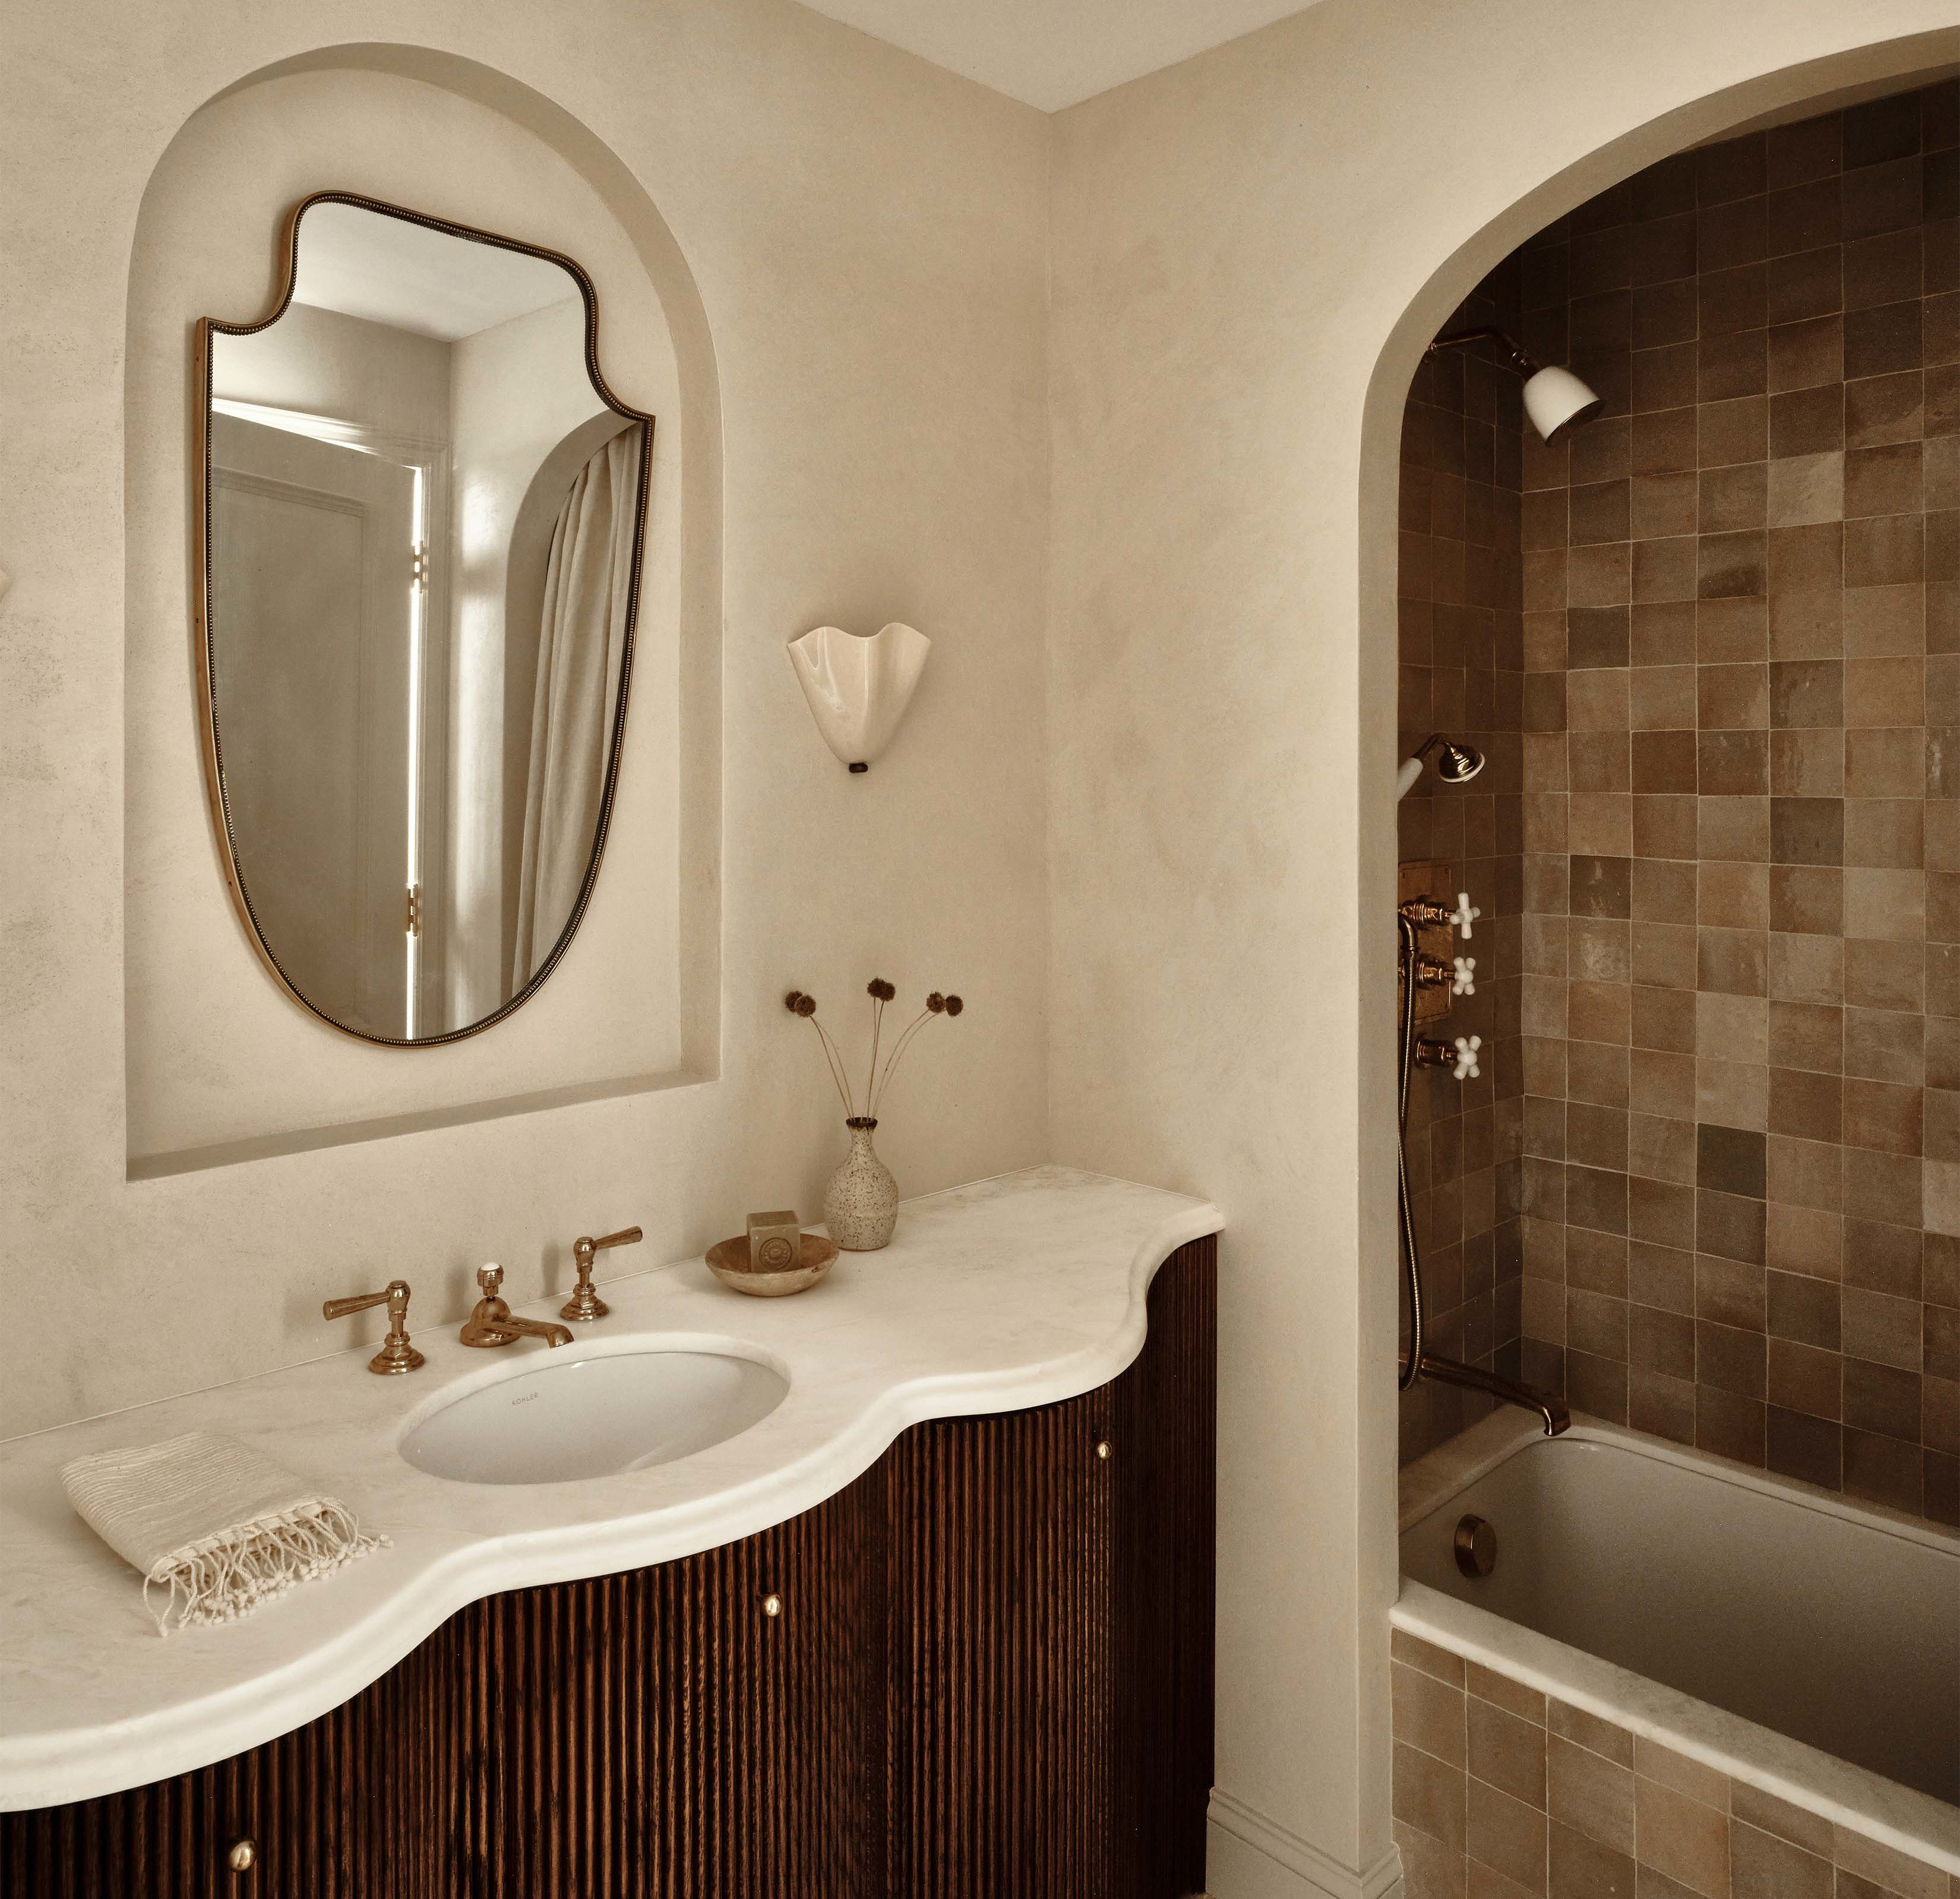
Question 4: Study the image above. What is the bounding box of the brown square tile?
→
[1770,385,1844,459]
[1633,921,1696,990]
[1693,1379,1772,1466]
[1766,1199,1844,1276]
[1771,797,1844,865]
[1842,1077,1923,1159]
[1569,479,1631,546]
[1466,1777,1545,1892]
[1634,793,1699,858]
[1701,395,1769,468]
[1769,1066,1842,1142]
[1766,176,1841,257]
[1699,863,1769,933]
[1634,536,1698,604]
[1633,602,1698,666]
[1766,1406,1844,1486]
[1633,858,1699,925]
[1845,369,1926,448]
[1632,1052,1698,1124]
[1768,314,1842,393]
[1696,1055,1768,1129]
[1697,730,1768,796]
[1633,341,1699,414]
[1844,580,1926,656]
[1728,1781,1831,1859]
[1769,865,1843,936]
[1844,441,1925,518]
[1632,985,1697,1055]
[1844,796,1923,868]
[1395,1740,1467,1853]
[1845,727,1924,799]
[1842,154,1923,243]
[1767,999,1842,1078]
[1569,669,1631,731]
[1699,328,1766,403]
[1632,406,1697,475]
[1847,941,1926,1017]
[1766,450,1844,527]
[1845,1354,1921,1439]
[1395,1660,1468,1767]
[1844,654,1924,724]
[1769,1268,1843,1347]
[1770,729,1844,797]
[1630,1762,1730,1895]
[1698,531,1767,599]
[1768,930,1845,1003]
[1768,587,1844,659]
[1698,463,1768,535]
[1769,659,1843,727]
[1845,1006,1924,1083]
[1698,795,1768,862]
[1768,521,1844,594]
[1845,513,1926,587]
[1632,472,1698,540]
[1844,227,1924,311]
[1845,299,1924,381]
[1767,1135,1844,1214]
[1697,596,1768,662]
[1697,663,1769,727]
[1701,262,1768,338]
[1633,730,1697,793]
[1634,278,1700,352]
[1468,1694,1546,1808]
[1768,246,1842,326]
[1569,541,1632,607]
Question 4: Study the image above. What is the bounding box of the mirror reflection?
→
[201,197,650,1043]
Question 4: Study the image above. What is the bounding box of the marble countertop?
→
[0,1167,1221,1811]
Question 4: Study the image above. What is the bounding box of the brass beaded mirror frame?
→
[194,191,655,1046]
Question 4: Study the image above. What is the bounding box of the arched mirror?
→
[195,192,653,1045]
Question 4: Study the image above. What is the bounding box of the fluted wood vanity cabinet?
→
[5,1239,1215,1899]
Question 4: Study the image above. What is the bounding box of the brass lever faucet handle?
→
[323,1279,426,1375]
[562,1224,643,1322]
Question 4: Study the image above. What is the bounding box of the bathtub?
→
[1395,1410,1960,1878]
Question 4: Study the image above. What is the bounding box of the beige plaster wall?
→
[1045,6,1958,1894]
[1,0,1051,1435]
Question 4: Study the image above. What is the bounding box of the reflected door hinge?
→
[411,543,429,592]
[405,884,422,938]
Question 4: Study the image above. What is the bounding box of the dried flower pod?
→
[784,990,804,1012]
[943,995,963,1016]
[926,992,945,1013]
[785,990,818,1017]
[867,977,897,1001]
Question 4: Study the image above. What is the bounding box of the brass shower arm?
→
[1425,326,1542,379]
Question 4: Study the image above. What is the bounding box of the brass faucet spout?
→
[460,1262,575,1350]
[1401,1350,1570,1436]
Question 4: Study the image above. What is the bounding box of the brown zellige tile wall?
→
[1390,1627,1960,1899]
[1398,81,1960,1526]
[1397,262,1528,1464]
[1516,83,1960,1524]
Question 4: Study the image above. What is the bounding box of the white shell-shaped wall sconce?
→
[788,622,930,771]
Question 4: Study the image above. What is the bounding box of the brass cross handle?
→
[562,1225,643,1321]
[323,1278,426,1376]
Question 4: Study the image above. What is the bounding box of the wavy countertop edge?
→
[0,1167,1221,1811]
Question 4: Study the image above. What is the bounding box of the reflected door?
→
[210,414,417,1036]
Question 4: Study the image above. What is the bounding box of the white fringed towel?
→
[61,1430,387,1635]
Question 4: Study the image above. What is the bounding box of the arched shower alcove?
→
[1370,43,1959,1899]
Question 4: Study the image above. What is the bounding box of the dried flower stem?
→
[865,994,886,1113]
[811,1017,856,1115]
[871,1010,933,1114]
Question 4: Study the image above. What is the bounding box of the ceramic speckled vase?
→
[824,1117,899,1251]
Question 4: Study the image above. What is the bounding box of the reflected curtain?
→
[511,429,640,988]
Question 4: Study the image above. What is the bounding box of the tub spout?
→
[1402,1350,1570,1436]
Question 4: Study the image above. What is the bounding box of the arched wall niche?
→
[123,45,723,1172]
[1351,21,1956,1872]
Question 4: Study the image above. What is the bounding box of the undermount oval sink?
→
[400,1347,789,1485]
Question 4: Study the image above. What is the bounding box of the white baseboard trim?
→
[1206,1788,1403,1899]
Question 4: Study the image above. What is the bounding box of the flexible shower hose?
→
[1396,911,1422,1391]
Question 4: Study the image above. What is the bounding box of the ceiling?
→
[793,0,1316,112]
[293,202,579,342]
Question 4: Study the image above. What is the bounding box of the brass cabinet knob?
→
[761,1592,783,1618]
[1095,1440,1112,1461]
[226,1838,257,1872]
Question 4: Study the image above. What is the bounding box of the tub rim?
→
[1393,1410,1960,1879]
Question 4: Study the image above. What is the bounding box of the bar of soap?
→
[746,1211,803,1273]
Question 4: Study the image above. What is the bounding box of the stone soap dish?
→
[706,1232,840,1297]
